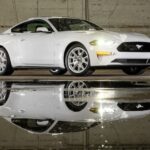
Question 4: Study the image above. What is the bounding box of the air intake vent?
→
[117,42,150,52]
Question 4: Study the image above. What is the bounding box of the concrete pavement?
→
[0,69,149,81]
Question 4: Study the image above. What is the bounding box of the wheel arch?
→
[63,41,88,68]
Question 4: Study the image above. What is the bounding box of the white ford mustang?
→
[0,17,150,75]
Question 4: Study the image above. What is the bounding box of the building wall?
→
[0,0,150,35]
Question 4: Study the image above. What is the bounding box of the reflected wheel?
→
[0,81,11,105]
[65,81,89,112]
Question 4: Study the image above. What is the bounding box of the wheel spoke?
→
[79,50,84,56]
[82,58,88,65]
[72,51,78,58]
[72,63,78,69]
[79,64,84,70]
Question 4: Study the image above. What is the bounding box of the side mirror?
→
[36,27,49,33]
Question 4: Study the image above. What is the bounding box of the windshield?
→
[49,18,103,31]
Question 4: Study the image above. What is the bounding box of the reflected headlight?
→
[89,107,99,113]
[90,107,114,114]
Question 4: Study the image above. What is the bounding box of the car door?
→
[11,19,55,66]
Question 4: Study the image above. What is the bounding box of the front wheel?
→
[49,68,67,75]
[122,67,145,75]
[65,44,91,76]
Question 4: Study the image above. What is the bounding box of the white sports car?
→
[0,17,150,75]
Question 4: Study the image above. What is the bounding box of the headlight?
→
[89,39,115,56]
[90,39,116,46]
[89,40,97,46]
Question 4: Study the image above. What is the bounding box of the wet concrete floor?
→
[0,80,150,149]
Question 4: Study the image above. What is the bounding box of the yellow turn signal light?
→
[96,51,112,56]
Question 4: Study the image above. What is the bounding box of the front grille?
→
[117,42,150,52]
[112,59,150,64]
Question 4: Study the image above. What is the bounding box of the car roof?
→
[28,17,79,20]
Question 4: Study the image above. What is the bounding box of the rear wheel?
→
[65,44,91,76]
[122,67,145,75]
[0,47,13,75]
[49,68,67,75]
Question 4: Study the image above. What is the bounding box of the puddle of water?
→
[0,80,150,149]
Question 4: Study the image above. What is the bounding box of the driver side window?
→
[11,20,53,33]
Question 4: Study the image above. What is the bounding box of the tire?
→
[0,47,13,75]
[86,68,95,75]
[64,81,89,112]
[65,44,91,76]
[122,67,145,75]
[49,68,67,75]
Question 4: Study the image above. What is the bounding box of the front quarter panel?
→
[52,31,107,68]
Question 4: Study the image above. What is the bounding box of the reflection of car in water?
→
[0,80,150,134]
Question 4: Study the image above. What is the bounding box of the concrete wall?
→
[0,0,85,32]
[0,0,150,35]
[89,0,150,35]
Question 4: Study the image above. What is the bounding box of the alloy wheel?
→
[67,47,89,74]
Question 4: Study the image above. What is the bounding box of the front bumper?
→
[111,58,150,65]
[90,51,150,67]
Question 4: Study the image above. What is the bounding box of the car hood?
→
[67,30,150,43]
